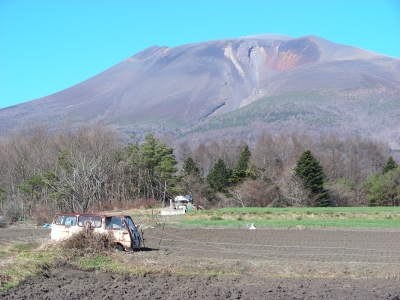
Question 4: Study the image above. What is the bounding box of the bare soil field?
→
[1,225,400,299]
[0,226,50,248]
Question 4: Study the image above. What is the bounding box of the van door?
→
[125,216,141,249]
[105,216,132,250]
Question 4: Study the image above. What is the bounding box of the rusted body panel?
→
[50,213,141,250]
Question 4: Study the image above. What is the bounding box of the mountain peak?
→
[1,34,399,149]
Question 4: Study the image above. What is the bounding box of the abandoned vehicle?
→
[50,213,142,251]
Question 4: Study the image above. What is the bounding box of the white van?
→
[50,213,142,251]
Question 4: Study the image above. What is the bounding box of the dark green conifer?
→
[294,150,329,206]
[182,157,200,176]
[230,144,251,184]
[382,156,398,174]
[206,158,230,192]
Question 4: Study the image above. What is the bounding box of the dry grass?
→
[60,230,115,254]
[1,231,116,290]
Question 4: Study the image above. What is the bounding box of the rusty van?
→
[50,213,142,251]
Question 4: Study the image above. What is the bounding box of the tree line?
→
[0,123,398,223]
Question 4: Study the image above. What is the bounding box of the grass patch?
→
[76,255,112,270]
[0,247,59,291]
[216,206,400,214]
[173,207,400,228]
[12,242,39,253]
[0,242,40,261]
[180,218,400,228]
[0,230,118,292]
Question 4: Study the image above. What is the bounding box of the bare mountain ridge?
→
[1,34,399,148]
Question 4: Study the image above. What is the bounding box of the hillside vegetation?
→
[180,91,400,148]
[0,123,399,224]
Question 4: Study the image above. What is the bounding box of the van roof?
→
[54,212,130,218]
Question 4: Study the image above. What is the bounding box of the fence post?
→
[158,221,166,250]
[342,233,346,262]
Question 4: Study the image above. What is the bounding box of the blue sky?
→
[0,0,399,109]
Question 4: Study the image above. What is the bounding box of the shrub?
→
[29,204,52,225]
[3,200,23,224]
[61,230,115,254]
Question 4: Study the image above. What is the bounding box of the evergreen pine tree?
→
[230,144,251,184]
[294,150,329,206]
[182,157,200,177]
[135,133,178,200]
[382,156,398,174]
[206,158,230,192]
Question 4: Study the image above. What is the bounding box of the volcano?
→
[1,34,399,148]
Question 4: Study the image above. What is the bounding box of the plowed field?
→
[1,225,400,299]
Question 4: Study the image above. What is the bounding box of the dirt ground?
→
[1,225,400,299]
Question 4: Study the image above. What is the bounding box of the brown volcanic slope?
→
[1,35,399,148]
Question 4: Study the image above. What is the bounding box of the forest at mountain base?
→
[0,122,399,224]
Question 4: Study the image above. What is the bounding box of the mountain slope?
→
[1,34,399,148]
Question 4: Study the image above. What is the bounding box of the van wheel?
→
[115,244,124,252]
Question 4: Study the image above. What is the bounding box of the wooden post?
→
[157,222,166,250]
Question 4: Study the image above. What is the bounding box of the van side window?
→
[105,217,126,229]
[78,216,102,228]
[55,215,76,226]
[55,215,64,225]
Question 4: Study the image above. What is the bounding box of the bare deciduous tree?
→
[280,169,311,207]
[43,124,122,212]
